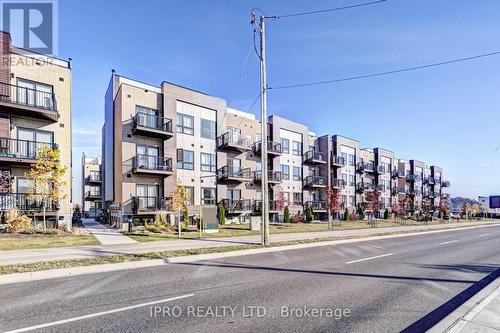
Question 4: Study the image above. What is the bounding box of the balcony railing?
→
[0,193,56,211]
[376,184,386,192]
[304,175,327,187]
[132,112,173,138]
[0,82,56,111]
[217,132,252,151]
[441,181,450,187]
[253,141,282,155]
[331,154,346,167]
[0,137,57,161]
[375,165,385,174]
[86,190,101,199]
[217,166,253,182]
[425,176,435,184]
[219,199,252,213]
[87,173,102,182]
[305,201,327,211]
[357,162,375,173]
[406,174,421,182]
[254,170,282,183]
[331,178,346,188]
[392,170,405,178]
[356,182,375,192]
[133,154,173,174]
[253,200,280,212]
[303,150,326,164]
[132,196,168,212]
[391,186,406,195]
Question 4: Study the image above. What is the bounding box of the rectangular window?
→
[283,192,290,205]
[349,175,355,186]
[200,118,216,139]
[136,185,159,209]
[17,78,54,109]
[293,166,302,181]
[281,138,289,154]
[341,195,347,204]
[90,186,100,196]
[293,192,302,205]
[292,141,301,156]
[201,187,216,205]
[349,196,355,207]
[282,165,290,180]
[227,189,241,201]
[341,173,348,184]
[348,154,355,166]
[184,186,194,206]
[341,152,348,163]
[200,153,216,172]
[176,113,194,135]
[176,149,194,170]
[17,128,54,158]
[17,178,34,194]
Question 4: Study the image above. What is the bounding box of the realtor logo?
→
[1,0,58,56]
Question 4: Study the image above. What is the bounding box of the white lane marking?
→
[345,253,395,264]
[3,294,194,333]
[440,240,459,245]
[479,233,490,237]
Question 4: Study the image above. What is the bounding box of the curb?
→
[0,223,498,286]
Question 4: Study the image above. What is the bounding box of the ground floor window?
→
[201,187,216,205]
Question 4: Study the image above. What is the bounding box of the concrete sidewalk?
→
[81,219,137,245]
[0,220,498,266]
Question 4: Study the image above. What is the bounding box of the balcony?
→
[425,176,435,184]
[392,170,405,178]
[0,82,58,122]
[219,199,252,214]
[304,201,327,212]
[376,184,386,192]
[132,112,173,139]
[132,155,173,176]
[408,189,422,196]
[85,190,101,201]
[253,141,282,156]
[356,182,375,192]
[86,173,102,184]
[131,196,168,213]
[303,175,327,188]
[253,200,280,213]
[331,154,346,167]
[434,177,442,183]
[217,166,253,183]
[217,132,252,152]
[406,174,421,182]
[441,181,450,187]
[375,165,386,174]
[303,150,327,165]
[254,170,282,184]
[357,162,375,173]
[391,186,406,195]
[0,193,57,212]
[425,191,436,198]
[331,178,346,189]
[0,137,58,165]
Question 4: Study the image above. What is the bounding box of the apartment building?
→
[0,32,72,225]
[81,154,102,218]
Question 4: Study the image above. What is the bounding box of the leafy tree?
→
[218,203,226,225]
[26,146,68,229]
[357,203,365,220]
[326,187,341,220]
[305,205,313,223]
[364,190,380,220]
[284,206,290,223]
[438,195,451,219]
[384,209,389,220]
[170,185,190,228]
[421,197,432,222]
[344,208,350,221]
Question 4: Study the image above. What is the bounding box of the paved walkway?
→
[81,219,137,245]
[0,220,498,266]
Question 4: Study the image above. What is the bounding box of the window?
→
[292,141,301,156]
[90,186,100,196]
[17,178,34,194]
[349,196,356,207]
[136,145,159,169]
[282,165,290,180]
[341,173,348,184]
[185,186,194,205]
[135,105,158,128]
[281,138,289,154]
[227,189,241,201]
[293,166,302,181]
[342,195,347,205]
[17,79,54,109]
[90,171,101,181]
[17,128,54,158]
[283,192,290,205]
[293,192,302,205]
[136,185,158,209]
[176,149,194,170]
[176,113,194,135]
[348,154,355,166]
[341,152,348,163]
[200,153,216,172]
[201,188,216,205]
[200,118,216,139]
[349,175,355,186]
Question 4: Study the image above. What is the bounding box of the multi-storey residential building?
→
[81,154,102,218]
[101,73,449,227]
[0,32,72,225]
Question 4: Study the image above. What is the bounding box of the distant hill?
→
[451,197,480,211]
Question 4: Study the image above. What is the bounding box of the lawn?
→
[0,234,99,251]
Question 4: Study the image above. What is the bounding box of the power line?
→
[269,50,500,90]
[277,0,387,19]
[247,92,261,112]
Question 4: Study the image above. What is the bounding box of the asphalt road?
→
[1,224,499,333]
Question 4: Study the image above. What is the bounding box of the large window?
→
[17,79,54,109]
[293,192,302,205]
[136,185,158,209]
[17,128,54,158]
[200,119,216,139]
[281,138,289,154]
[176,113,194,135]
[348,154,355,166]
[292,141,301,156]
[349,175,355,186]
[17,178,34,194]
[201,188,216,205]
[185,186,194,205]
[135,105,158,128]
[90,186,100,196]
[341,173,348,184]
[176,149,194,170]
[281,165,290,180]
[293,166,302,181]
[200,153,216,172]
[136,145,159,169]
[283,192,290,205]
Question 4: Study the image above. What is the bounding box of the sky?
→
[57,0,500,205]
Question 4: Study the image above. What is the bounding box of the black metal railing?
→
[0,193,56,211]
[219,199,252,213]
[441,181,450,187]
[254,170,282,183]
[253,141,282,154]
[392,170,405,178]
[86,190,101,198]
[88,173,101,182]
[425,176,435,184]
[332,178,346,188]
[0,82,57,111]
[375,165,385,173]
[303,150,326,163]
[305,201,327,210]
[217,165,252,180]
[376,184,385,192]
[357,162,374,172]
[331,154,346,166]
[0,137,57,159]
[406,174,421,182]
[133,112,173,133]
[356,182,375,192]
[133,154,172,172]
[132,196,168,211]
[217,132,251,149]
[391,186,406,195]
[304,175,327,187]
[253,200,280,212]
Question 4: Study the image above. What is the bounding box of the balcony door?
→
[227,189,241,204]
[137,145,159,169]
[17,128,53,158]
[136,185,158,209]
[136,106,158,129]
[17,79,53,109]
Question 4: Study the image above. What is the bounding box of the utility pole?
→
[252,11,274,246]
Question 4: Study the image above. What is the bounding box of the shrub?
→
[343,208,350,221]
[384,209,389,220]
[218,203,226,225]
[350,212,358,221]
[6,208,32,233]
[305,206,313,223]
[292,211,304,223]
[284,206,290,223]
[154,212,168,226]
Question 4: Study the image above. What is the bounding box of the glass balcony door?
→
[137,146,159,169]
[136,106,158,129]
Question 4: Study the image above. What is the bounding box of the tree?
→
[170,185,190,229]
[326,187,341,227]
[364,190,380,221]
[406,192,416,216]
[462,202,471,220]
[305,205,313,223]
[421,197,432,222]
[26,145,68,229]
[384,209,389,220]
[344,208,350,221]
[438,195,450,219]
[218,203,226,225]
[284,206,290,223]
[392,201,402,222]
[274,189,286,212]
[471,203,480,218]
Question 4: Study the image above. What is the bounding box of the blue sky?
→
[59,0,500,204]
